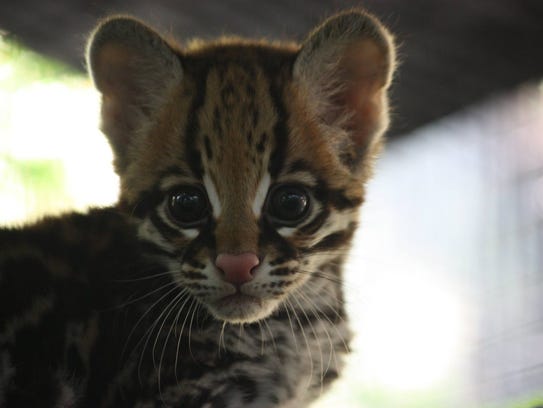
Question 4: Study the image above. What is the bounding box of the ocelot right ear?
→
[294,10,396,173]
[87,16,183,172]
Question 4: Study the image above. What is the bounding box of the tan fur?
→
[88,10,395,326]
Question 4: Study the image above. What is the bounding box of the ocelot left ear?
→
[87,16,183,173]
[294,10,396,172]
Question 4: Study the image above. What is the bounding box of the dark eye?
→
[267,185,310,225]
[167,186,209,227]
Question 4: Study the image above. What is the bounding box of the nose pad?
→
[215,252,259,286]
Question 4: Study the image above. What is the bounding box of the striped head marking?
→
[88,11,395,323]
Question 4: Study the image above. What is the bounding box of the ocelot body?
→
[0,10,395,407]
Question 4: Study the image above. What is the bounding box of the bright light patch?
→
[0,42,118,225]
[357,275,465,390]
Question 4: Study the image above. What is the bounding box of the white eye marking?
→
[180,228,199,239]
[203,174,222,218]
[277,226,296,237]
[252,172,271,217]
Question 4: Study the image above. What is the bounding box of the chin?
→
[208,294,279,324]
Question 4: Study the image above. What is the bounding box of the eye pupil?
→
[167,187,209,226]
[269,186,310,224]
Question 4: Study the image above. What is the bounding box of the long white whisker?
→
[156,291,188,400]
[122,283,181,361]
[285,297,314,389]
[174,295,197,383]
[292,290,324,390]
[295,287,336,392]
[303,281,350,354]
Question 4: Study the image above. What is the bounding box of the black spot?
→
[269,267,294,276]
[252,109,259,128]
[269,256,287,266]
[185,258,206,269]
[204,135,213,159]
[322,369,339,385]
[184,271,207,280]
[213,106,222,138]
[256,132,267,153]
[235,375,258,403]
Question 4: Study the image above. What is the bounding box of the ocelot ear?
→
[87,16,183,172]
[294,10,395,172]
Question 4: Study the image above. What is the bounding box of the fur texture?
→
[0,10,395,407]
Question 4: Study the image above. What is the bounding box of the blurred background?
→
[0,1,542,407]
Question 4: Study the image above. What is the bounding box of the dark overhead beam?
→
[1,0,542,137]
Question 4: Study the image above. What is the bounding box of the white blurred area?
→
[316,82,543,408]
[1,43,543,407]
[0,72,118,225]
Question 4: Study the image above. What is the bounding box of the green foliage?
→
[0,35,83,91]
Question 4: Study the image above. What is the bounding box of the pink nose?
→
[215,252,259,286]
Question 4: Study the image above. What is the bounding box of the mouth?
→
[217,293,261,308]
[210,293,271,323]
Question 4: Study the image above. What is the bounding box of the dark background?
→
[1,0,542,137]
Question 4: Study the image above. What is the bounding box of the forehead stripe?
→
[267,79,289,178]
[184,69,209,179]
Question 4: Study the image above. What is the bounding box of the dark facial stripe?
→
[267,78,289,178]
[302,222,357,254]
[299,209,329,235]
[313,180,363,211]
[269,267,295,276]
[138,240,176,257]
[122,187,163,218]
[184,69,209,179]
[183,271,207,280]
[328,189,363,210]
[149,210,182,240]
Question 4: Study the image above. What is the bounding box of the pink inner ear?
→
[340,40,389,147]
[93,43,137,95]
[344,85,385,147]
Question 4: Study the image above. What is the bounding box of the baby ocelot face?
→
[88,13,394,325]
[128,57,363,323]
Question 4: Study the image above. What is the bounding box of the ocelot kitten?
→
[0,10,395,408]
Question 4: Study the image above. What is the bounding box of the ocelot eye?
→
[267,185,310,225]
[167,186,210,227]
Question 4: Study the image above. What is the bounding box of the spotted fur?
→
[0,10,395,407]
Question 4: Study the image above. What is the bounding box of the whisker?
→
[285,297,314,389]
[175,296,197,383]
[301,281,351,355]
[262,318,277,353]
[156,291,188,400]
[294,287,337,392]
[121,283,181,360]
[113,279,179,310]
[112,270,179,283]
[292,291,324,389]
